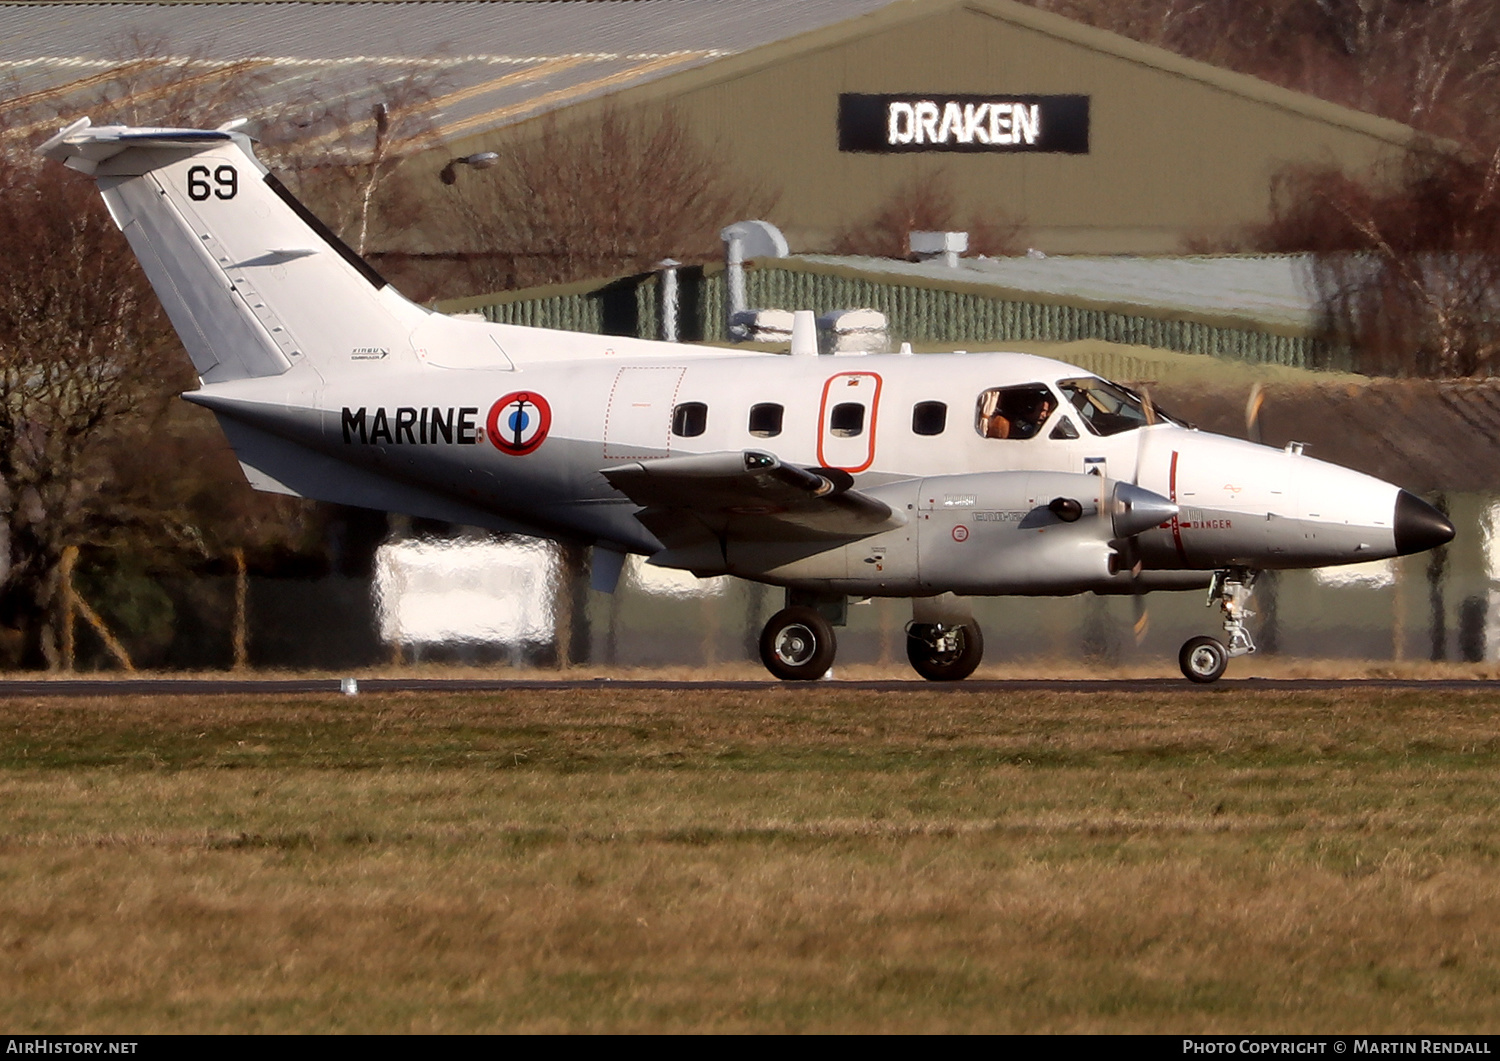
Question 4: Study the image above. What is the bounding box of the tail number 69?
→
[187,164,238,201]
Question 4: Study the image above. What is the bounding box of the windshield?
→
[1056,377,1183,436]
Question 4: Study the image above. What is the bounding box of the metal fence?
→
[453,260,1339,369]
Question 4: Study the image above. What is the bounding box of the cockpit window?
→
[1056,377,1182,436]
[975,384,1057,440]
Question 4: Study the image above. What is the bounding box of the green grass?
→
[2,687,1500,1031]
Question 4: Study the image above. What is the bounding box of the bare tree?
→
[438,108,777,294]
[84,35,270,130]
[0,64,332,665]
[1255,146,1500,377]
[1022,0,1500,147]
[828,170,1024,259]
[0,38,271,154]
[1374,0,1500,141]
[257,66,448,254]
[0,142,192,664]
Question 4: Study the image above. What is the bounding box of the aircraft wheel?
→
[1179,636,1229,684]
[906,621,984,681]
[760,607,837,681]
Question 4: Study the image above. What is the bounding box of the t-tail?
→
[35,117,550,528]
[37,117,429,385]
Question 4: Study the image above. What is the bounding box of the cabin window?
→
[672,401,708,437]
[912,401,947,436]
[829,402,865,437]
[975,384,1056,440]
[749,402,783,438]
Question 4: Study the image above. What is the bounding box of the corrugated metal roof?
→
[0,0,1423,160]
[795,253,1323,333]
[0,0,898,59]
[0,0,900,143]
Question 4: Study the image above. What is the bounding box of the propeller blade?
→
[1245,382,1264,445]
[1132,380,1157,486]
[1139,383,1157,426]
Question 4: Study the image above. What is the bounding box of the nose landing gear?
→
[1179,635,1229,683]
[1179,569,1257,683]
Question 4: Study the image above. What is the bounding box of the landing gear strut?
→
[1179,569,1257,684]
[906,621,985,681]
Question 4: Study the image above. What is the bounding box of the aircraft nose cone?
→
[1394,490,1455,556]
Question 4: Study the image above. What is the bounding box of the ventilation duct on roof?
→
[720,220,788,340]
[818,308,888,354]
[657,258,681,342]
[910,230,968,268]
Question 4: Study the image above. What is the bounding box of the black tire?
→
[1179,635,1229,683]
[759,606,837,681]
[906,621,984,681]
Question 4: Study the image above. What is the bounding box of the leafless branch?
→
[435,108,779,295]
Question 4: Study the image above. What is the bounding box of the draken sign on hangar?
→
[838,94,1090,153]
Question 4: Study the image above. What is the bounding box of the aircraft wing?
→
[602,450,906,549]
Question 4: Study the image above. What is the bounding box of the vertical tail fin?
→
[39,118,427,384]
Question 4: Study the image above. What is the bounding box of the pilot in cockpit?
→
[1008,390,1054,439]
[979,385,1054,439]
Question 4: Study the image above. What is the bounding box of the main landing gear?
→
[906,621,984,681]
[759,606,837,681]
[758,593,986,682]
[1179,569,1257,684]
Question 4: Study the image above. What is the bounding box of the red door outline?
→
[816,371,882,473]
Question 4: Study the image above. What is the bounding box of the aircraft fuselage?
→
[187,340,1436,597]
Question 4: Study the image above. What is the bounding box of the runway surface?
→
[0,676,1495,696]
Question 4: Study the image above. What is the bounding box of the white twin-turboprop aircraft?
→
[40,118,1455,682]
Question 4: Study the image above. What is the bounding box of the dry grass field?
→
[3,684,1500,1033]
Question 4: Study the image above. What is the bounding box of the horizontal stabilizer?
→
[38,118,236,173]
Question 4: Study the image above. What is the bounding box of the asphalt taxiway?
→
[0,677,1494,696]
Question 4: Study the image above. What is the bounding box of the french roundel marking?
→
[952,525,970,542]
[487,391,552,455]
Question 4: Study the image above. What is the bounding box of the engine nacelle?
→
[727,470,1178,597]
[904,471,1136,594]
